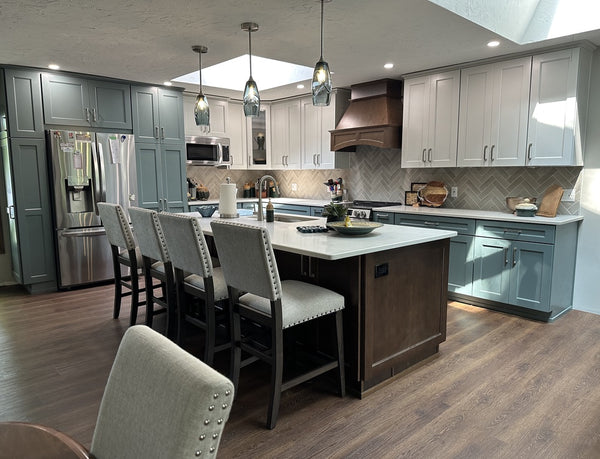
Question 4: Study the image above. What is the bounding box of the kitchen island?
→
[193,213,457,396]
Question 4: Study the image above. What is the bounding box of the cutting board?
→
[536,185,564,217]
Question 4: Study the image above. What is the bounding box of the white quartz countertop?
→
[375,205,583,226]
[188,212,457,261]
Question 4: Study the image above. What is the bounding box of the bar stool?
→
[97,202,145,326]
[128,207,176,338]
[210,220,345,429]
[158,212,229,366]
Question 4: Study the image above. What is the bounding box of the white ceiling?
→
[1,0,599,100]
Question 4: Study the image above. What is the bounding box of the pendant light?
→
[312,0,332,106]
[241,22,260,117]
[192,45,210,133]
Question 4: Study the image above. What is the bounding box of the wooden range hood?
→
[330,79,403,151]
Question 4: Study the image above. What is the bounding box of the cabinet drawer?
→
[272,203,310,215]
[310,207,324,217]
[372,211,395,224]
[476,220,555,244]
[395,214,476,235]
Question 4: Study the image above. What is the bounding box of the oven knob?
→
[358,210,367,219]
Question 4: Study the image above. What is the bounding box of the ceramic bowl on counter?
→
[196,205,217,218]
[506,197,537,211]
[514,202,538,217]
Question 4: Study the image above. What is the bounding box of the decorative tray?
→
[326,221,383,235]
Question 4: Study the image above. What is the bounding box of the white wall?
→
[573,48,600,314]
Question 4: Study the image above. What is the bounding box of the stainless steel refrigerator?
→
[47,130,137,288]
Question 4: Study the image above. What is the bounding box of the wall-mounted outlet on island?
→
[291,183,298,192]
[562,188,575,202]
[451,186,458,198]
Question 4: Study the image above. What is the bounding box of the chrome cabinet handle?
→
[503,229,522,235]
[490,145,495,161]
[483,145,488,161]
[7,205,15,219]
[161,127,165,140]
[424,221,440,227]
[155,126,159,139]
[85,107,90,123]
[422,148,427,163]
[513,247,517,266]
[527,143,533,161]
[504,247,508,266]
[377,213,390,219]
[92,108,98,122]
[428,148,432,162]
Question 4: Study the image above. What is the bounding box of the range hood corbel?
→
[330,79,403,151]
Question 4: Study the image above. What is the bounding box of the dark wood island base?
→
[276,238,450,397]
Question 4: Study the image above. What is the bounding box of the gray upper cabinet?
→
[42,73,132,129]
[132,86,184,144]
[4,69,44,138]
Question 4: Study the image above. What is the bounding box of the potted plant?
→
[321,202,348,222]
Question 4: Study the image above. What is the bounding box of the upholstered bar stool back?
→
[128,207,176,337]
[90,325,234,459]
[97,202,145,326]
[210,220,345,429]
[158,213,229,365]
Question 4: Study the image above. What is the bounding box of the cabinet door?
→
[161,143,188,213]
[183,94,228,137]
[136,142,163,211]
[42,73,90,126]
[401,76,429,168]
[489,57,531,167]
[448,235,474,295]
[8,138,56,284]
[89,80,132,130]
[270,102,288,169]
[157,88,184,144]
[473,237,511,303]
[509,241,552,311]
[227,101,248,169]
[301,99,321,169]
[247,107,270,169]
[427,71,459,168]
[457,64,494,167]
[4,69,44,137]
[132,86,160,143]
[527,48,583,166]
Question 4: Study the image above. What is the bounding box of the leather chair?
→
[128,207,176,338]
[97,202,145,326]
[158,212,229,366]
[90,325,234,458]
[210,220,345,429]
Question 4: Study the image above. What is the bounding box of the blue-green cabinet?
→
[132,86,184,144]
[136,142,187,213]
[4,69,44,137]
[41,73,132,129]
[1,137,56,289]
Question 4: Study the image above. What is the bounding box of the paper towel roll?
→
[219,182,238,218]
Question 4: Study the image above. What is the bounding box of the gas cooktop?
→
[348,200,403,220]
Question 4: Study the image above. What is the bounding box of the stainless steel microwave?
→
[185,136,231,167]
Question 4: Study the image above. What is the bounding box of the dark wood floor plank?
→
[2,287,600,458]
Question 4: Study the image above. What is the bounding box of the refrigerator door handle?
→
[91,142,102,214]
[62,227,107,237]
[97,142,107,202]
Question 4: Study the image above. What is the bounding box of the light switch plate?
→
[562,188,575,202]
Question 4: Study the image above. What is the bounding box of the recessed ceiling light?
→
[297,84,305,89]
[384,63,394,69]
[48,64,60,70]
[487,40,500,47]
[163,81,173,86]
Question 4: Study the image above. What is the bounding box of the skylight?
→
[428,0,600,44]
[172,54,314,91]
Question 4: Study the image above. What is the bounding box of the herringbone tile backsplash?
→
[188,145,582,215]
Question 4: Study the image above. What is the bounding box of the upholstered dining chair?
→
[97,202,145,326]
[210,220,345,429]
[158,212,229,366]
[128,207,176,338]
[90,325,234,459]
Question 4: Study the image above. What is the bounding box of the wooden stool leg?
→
[129,269,139,326]
[144,260,154,328]
[267,326,283,430]
[335,310,346,397]
[229,302,241,393]
[204,302,216,366]
[111,246,122,319]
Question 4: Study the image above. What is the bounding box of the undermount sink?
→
[246,213,321,223]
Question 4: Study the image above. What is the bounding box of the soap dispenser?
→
[266,198,274,222]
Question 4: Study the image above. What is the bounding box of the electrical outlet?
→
[562,188,575,202]
[291,183,298,192]
[451,186,458,198]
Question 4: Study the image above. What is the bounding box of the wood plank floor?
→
[1,283,600,458]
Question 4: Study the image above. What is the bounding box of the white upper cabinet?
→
[458,57,532,167]
[526,47,592,166]
[401,71,460,168]
[246,105,271,169]
[270,99,301,169]
[183,94,228,137]
[227,101,248,169]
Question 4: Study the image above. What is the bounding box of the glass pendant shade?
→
[194,93,210,133]
[192,45,210,131]
[312,59,332,106]
[243,76,260,117]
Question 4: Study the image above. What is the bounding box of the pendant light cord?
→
[320,0,324,60]
[198,51,203,93]
[248,28,253,77]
